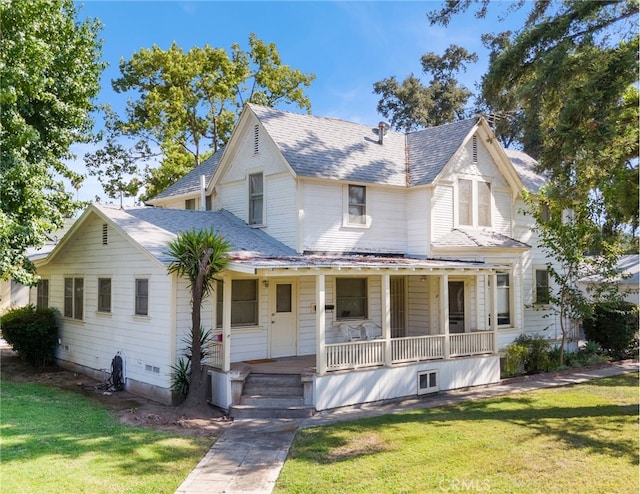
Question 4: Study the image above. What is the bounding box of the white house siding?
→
[302,181,407,254]
[313,355,500,410]
[35,213,175,402]
[494,189,513,235]
[407,276,431,336]
[263,174,297,249]
[431,184,453,241]
[406,188,430,257]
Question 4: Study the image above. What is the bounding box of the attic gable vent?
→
[102,224,108,245]
[472,135,478,163]
[253,124,259,155]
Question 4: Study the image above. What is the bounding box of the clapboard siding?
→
[36,213,174,389]
[432,184,453,240]
[406,188,430,256]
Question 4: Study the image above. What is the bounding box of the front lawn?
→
[1,381,213,494]
[276,373,639,494]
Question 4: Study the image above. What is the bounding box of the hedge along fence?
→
[583,301,639,360]
[1,305,59,367]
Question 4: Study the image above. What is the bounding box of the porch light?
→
[262,280,269,287]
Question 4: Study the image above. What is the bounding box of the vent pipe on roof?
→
[200,175,206,211]
[378,121,390,145]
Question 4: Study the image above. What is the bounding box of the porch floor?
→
[231,355,316,374]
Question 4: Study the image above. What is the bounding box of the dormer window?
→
[458,178,492,227]
[248,172,263,225]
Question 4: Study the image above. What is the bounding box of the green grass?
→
[1,381,213,493]
[276,373,639,494]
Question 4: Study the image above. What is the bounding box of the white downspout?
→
[200,175,206,211]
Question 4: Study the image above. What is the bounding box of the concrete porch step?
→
[229,403,315,419]
[242,383,303,397]
[240,395,305,407]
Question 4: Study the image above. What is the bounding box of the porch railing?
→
[325,340,385,371]
[207,341,224,369]
[450,331,494,357]
[392,335,445,363]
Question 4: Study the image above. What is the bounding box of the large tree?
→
[167,229,230,408]
[95,34,315,201]
[0,0,104,285]
[430,0,639,237]
[373,45,478,131]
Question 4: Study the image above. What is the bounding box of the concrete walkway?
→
[175,361,639,494]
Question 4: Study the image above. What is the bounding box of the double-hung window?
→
[64,278,83,320]
[458,179,492,227]
[98,278,111,313]
[36,279,49,308]
[496,272,511,326]
[336,278,368,320]
[347,185,367,225]
[135,279,149,316]
[535,269,550,305]
[216,279,259,327]
[248,172,264,225]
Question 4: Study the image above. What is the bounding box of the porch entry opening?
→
[269,281,297,358]
[448,281,465,333]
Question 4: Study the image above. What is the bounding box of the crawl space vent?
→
[417,369,439,395]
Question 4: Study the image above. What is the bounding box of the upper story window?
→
[248,172,264,225]
[64,277,83,320]
[348,185,367,225]
[458,178,491,227]
[185,198,196,210]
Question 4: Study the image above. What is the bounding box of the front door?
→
[270,280,297,358]
[448,281,465,333]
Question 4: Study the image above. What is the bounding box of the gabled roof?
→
[149,148,224,201]
[406,119,479,186]
[250,104,408,186]
[151,104,545,200]
[40,204,297,268]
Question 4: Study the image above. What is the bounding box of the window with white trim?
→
[535,269,550,305]
[216,279,259,327]
[347,185,367,225]
[497,272,511,326]
[336,278,368,320]
[36,279,49,308]
[64,277,83,320]
[248,172,263,225]
[135,278,149,316]
[98,278,111,313]
[458,178,492,227]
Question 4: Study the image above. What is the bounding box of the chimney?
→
[378,121,389,145]
[200,175,206,211]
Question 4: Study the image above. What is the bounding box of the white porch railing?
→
[325,340,385,371]
[392,335,445,363]
[450,331,494,357]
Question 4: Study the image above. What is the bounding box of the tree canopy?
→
[373,44,478,131]
[92,34,315,201]
[0,0,104,285]
[429,0,639,238]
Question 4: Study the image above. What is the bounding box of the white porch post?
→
[440,274,449,358]
[381,273,392,366]
[222,276,232,372]
[315,273,326,375]
[490,272,498,353]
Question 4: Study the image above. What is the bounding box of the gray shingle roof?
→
[95,204,296,264]
[432,228,531,249]
[505,148,546,192]
[406,118,479,186]
[151,148,224,200]
[250,104,408,186]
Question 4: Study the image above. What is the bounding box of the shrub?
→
[1,305,59,367]
[502,334,552,377]
[583,301,639,360]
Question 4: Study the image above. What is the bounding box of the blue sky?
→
[71,1,528,204]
